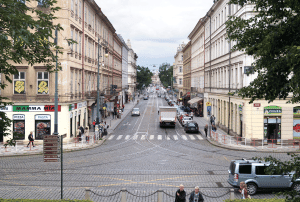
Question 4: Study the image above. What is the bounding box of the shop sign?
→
[75,111,77,116]
[79,110,81,115]
[69,112,73,118]
[83,101,87,107]
[44,105,61,112]
[264,106,282,115]
[206,102,212,106]
[78,102,83,108]
[207,106,212,116]
[74,103,77,109]
[13,114,25,120]
[35,115,51,120]
[0,105,12,111]
[13,105,44,112]
[253,103,261,107]
[239,104,243,114]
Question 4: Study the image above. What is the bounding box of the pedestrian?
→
[189,186,204,202]
[239,182,250,199]
[76,126,82,141]
[27,131,35,147]
[190,111,194,120]
[85,126,89,142]
[122,104,125,111]
[210,115,213,125]
[92,120,96,131]
[204,124,208,137]
[115,110,118,119]
[79,125,84,134]
[175,184,186,202]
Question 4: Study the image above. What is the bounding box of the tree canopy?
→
[136,65,153,90]
[226,0,300,103]
[158,63,173,88]
[0,0,65,146]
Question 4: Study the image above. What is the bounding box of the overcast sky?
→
[94,0,213,71]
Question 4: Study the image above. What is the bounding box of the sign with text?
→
[253,103,261,107]
[43,135,60,162]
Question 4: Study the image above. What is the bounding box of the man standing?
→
[175,184,186,202]
[189,186,204,202]
[204,124,208,137]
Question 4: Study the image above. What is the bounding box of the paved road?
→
[0,93,289,201]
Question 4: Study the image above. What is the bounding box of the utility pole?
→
[54,29,58,135]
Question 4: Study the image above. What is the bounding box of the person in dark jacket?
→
[189,186,204,202]
[175,184,186,202]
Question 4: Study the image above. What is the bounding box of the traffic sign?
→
[44,135,60,162]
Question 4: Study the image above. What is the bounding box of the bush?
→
[0,200,92,202]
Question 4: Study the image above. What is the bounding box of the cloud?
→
[95,0,213,67]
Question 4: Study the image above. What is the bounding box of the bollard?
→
[85,189,90,200]
[157,190,163,202]
[230,188,235,200]
[121,188,127,202]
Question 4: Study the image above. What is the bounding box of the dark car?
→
[184,122,199,133]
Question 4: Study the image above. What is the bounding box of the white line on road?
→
[189,135,195,140]
[173,135,178,140]
[133,134,138,140]
[158,135,162,140]
[182,135,187,140]
[108,135,114,140]
[116,135,123,140]
[125,135,130,140]
[141,135,146,140]
[197,135,204,140]
[149,135,154,140]
[167,136,170,140]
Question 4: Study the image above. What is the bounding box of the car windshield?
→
[184,117,192,120]
[187,123,196,127]
[132,108,139,111]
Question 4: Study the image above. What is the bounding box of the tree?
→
[158,63,173,88]
[136,66,153,90]
[226,0,300,104]
[0,0,66,146]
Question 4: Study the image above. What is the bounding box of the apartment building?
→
[182,41,191,105]
[173,43,184,98]
[127,40,138,95]
[1,0,125,143]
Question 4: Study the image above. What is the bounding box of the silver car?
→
[131,108,140,116]
[228,159,300,195]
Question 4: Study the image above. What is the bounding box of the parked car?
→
[131,108,140,116]
[143,95,149,100]
[169,101,176,106]
[184,122,199,133]
[181,116,193,126]
[228,158,300,195]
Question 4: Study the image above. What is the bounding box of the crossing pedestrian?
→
[189,186,204,202]
[175,184,186,202]
[27,132,35,147]
[204,124,208,137]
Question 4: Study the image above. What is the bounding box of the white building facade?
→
[118,34,129,104]
[173,44,184,98]
[126,39,138,95]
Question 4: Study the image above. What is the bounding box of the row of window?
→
[13,72,48,95]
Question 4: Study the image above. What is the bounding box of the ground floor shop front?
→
[1,102,88,143]
[204,93,300,141]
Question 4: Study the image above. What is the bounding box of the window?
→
[79,33,81,54]
[75,71,77,94]
[70,29,73,51]
[255,166,268,175]
[75,0,77,15]
[37,72,49,94]
[38,0,48,6]
[70,71,73,94]
[239,165,252,174]
[75,31,77,53]
[71,0,74,11]
[14,72,25,94]
[179,78,182,85]
[79,1,81,18]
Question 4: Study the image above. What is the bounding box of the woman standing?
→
[239,182,249,199]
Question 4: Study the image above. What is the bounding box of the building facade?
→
[173,44,184,98]
[1,0,125,143]
[182,41,191,98]
[127,40,138,95]
[118,34,129,104]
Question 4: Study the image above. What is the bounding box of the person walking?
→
[189,186,204,202]
[92,120,96,131]
[85,126,89,142]
[27,132,35,147]
[239,182,250,199]
[76,126,82,141]
[175,184,186,202]
[204,124,208,137]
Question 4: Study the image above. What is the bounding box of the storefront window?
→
[13,114,25,140]
[35,115,51,140]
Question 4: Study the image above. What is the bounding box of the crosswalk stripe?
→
[182,135,187,140]
[158,135,162,140]
[150,135,154,140]
[167,136,170,140]
[125,135,130,140]
[173,135,178,140]
[133,135,138,140]
[117,135,123,140]
[141,135,146,140]
[197,135,203,140]
[189,135,195,140]
[108,135,114,140]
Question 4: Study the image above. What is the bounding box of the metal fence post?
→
[229,188,235,200]
[157,190,163,202]
[85,189,90,200]
[121,188,127,202]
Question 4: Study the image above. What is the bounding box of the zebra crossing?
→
[107,134,204,141]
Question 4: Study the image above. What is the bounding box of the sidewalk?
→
[0,99,138,157]
[193,116,300,153]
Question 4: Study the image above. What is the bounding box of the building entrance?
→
[264,116,281,144]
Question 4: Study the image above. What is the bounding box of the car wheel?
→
[292,183,300,192]
[247,183,257,195]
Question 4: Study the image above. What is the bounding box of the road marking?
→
[197,135,203,140]
[189,135,195,140]
[116,135,123,140]
[149,135,154,140]
[167,136,170,140]
[141,135,146,140]
[224,156,229,161]
[173,135,178,140]
[125,135,130,140]
[133,134,138,140]
[158,135,162,140]
[182,135,187,140]
[108,135,114,140]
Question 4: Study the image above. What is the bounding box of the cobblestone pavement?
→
[0,93,290,201]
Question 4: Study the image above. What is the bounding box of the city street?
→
[0,94,289,201]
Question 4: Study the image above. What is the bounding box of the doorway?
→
[267,123,278,142]
[70,117,73,137]
[240,114,243,137]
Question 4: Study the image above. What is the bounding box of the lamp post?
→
[54,29,58,135]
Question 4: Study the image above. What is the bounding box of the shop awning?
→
[188,97,202,105]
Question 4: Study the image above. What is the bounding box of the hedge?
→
[0,200,92,202]
[224,199,285,202]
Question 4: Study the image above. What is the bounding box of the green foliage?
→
[0,200,92,202]
[136,65,153,90]
[226,0,300,103]
[0,0,69,145]
[225,199,285,202]
[158,63,173,88]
